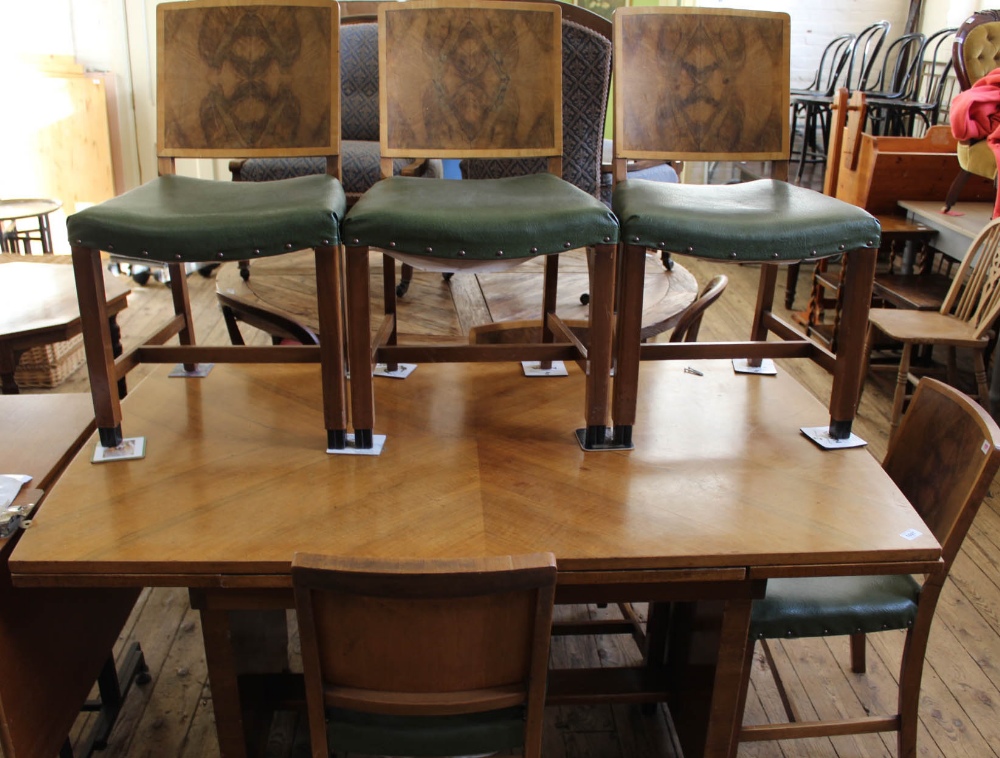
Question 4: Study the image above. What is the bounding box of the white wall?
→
[697,0,910,89]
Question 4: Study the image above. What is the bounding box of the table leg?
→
[665,596,756,758]
[0,347,20,394]
[197,607,250,758]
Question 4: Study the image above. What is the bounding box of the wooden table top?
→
[0,199,61,222]
[0,394,96,493]
[0,258,130,341]
[9,360,940,586]
[898,200,992,242]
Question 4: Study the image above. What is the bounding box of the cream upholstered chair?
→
[609,7,882,449]
[67,0,349,451]
[293,553,556,758]
[340,0,619,451]
[735,377,1000,755]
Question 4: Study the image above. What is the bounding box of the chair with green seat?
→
[341,0,620,451]
[68,0,350,451]
[292,552,557,758]
[609,7,882,449]
[734,377,1000,755]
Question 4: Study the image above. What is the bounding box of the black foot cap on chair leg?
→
[828,419,853,440]
[614,425,633,448]
[355,429,374,450]
[99,425,124,448]
[574,425,634,451]
[395,280,410,298]
[327,429,346,451]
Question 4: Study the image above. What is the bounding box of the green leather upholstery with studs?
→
[325,706,525,757]
[342,173,619,260]
[67,174,346,262]
[750,574,921,640]
[612,178,881,261]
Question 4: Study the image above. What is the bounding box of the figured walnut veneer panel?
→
[158,0,339,157]
[380,2,562,158]
[615,8,790,162]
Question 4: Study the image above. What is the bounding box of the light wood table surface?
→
[0,255,130,394]
[9,360,940,758]
[898,200,993,262]
[0,393,139,758]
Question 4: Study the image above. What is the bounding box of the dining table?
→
[7,353,940,757]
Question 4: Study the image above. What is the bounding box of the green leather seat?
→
[343,173,618,261]
[750,574,920,640]
[326,706,526,756]
[68,174,346,263]
[612,178,880,262]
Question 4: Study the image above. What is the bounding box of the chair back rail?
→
[379,0,562,172]
[884,378,1000,571]
[954,9,1000,90]
[613,7,790,164]
[293,553,556,754]
[943,217,1000,335]
[157,0,341,171]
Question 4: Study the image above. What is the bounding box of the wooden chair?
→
[866,216,1000,443]
[66,0,350,451]
[735,377,1000,755]
[341,0,619,451]
[610,7,882,449]
[663,274,728,344]
[292,552,557,758]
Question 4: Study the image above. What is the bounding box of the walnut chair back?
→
[293,552,557,758]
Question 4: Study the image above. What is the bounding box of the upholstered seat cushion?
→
[342,173,619,260]
[612,178,881,260]
[326,706,525,757]
[750,574,921,640]
[68,174,346,262]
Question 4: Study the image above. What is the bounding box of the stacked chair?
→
[608,7,882,449]
[340,0,619,451]
[68,0,351,451]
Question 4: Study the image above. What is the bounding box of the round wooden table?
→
[216,250,699,344]
[0,199,62,254]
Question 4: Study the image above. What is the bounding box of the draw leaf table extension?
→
[9,360,940,758]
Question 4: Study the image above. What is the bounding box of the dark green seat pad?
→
[751,574,920,640]
[342,173,619,260]
[67,174,346,262]
[326,705,525,757]
[612,178,881,261]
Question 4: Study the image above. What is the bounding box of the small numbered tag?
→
[900,528,923,541]
[983,440,991,455]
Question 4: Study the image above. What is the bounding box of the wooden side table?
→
[0,199,62,254]
[0,256,130,394]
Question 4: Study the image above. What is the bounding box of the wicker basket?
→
[14,334,86,389]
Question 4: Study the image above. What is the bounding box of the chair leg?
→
[850,632,866,673]
[539,253,559,371]
[611,244,647,447]
[382,254,399,373]
[889,342,914,446]
[221,305,247,346]
[760,639,797,723]
[346,246,375,448]
[974,349,991,412]
[315,246,348,450]
[785,262,800,309]
[583,244,616,446]
[72,245,124,447]
[167,262,197,372]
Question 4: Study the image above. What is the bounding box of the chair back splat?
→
[293,552,557,758]
[609,7,881,449]
[341,0,619,452]
[67,0,349,451]
[736,378,1000,755]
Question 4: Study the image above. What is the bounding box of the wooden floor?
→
[25,252,1000,758]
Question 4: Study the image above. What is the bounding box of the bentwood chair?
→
[866,216,1000,443]
[67,0,349,451]
[610,7,882,449]
[735,377,1000,756]
[292,552,557,758]
[341,0,620,451]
